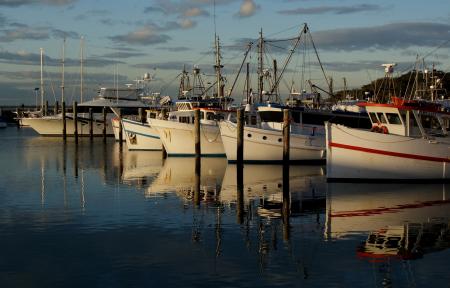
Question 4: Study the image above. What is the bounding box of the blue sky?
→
[0,0,450,105]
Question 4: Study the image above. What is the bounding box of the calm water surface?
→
[0,127,449,287]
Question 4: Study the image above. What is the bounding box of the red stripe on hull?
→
[329,142,450,163]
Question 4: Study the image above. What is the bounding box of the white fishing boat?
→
[121,111,162,151]
[326,98,450,181]
[149,104,227,156]
[219,105,326,162]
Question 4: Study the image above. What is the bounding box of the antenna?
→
[213,0,217,38]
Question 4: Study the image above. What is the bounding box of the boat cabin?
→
[167,108,226,125]
[362,102,449,138]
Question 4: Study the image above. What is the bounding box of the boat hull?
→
[219,121,325,162]
[122,118,162,150]
[111,118,126,141]
[326,123,450,180]
[20,116,113,136]
[149,118,225,156]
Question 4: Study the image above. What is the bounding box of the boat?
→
[219,105,326,162]
[326,98,450,181]
[121,110,162,151]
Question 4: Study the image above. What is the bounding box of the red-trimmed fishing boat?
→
[325,97,450,181]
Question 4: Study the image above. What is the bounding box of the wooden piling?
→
[44,100,48,116]
[283,109,290,163]
[194,109,201,157]
[118,109,123,145]
[54,101,59,115]
[138,108,145,124]
[73,101,78,144]
[89,108,93,139]
[102,107,107,143]
[237,108,244,164]
[62,101,66,141]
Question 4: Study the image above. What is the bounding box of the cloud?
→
[0,50,124,67]
[156,46,191,52]
[0,0,77,7]
[109,19,198,46]
[51,29,80,39]
[0,26,50,42]
[183,7,209,17]
[132,61,190,71]
[0,22,80,42]
[236,0,259,18]
[278,4,382,15]
[109,26,171,46]
[311,22,450,51]
[99,51,148,59]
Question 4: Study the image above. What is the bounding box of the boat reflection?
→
[119,150,163,188]
[326,182,450,260]
[146,157,227,200]
[221,164,326,218]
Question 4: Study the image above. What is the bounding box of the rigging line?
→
[265,36,301,43]
[264,42,290,51]
[266,24,303,38]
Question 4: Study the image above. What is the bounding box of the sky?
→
[0,0,450,105]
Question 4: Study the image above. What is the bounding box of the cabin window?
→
[421,115,441,130]
[262,136,267,140]
[385,113,402,125]
[377,113,387,124]
[369,112,378,123]
[278,138,282,142]
[200,111,205,119]
[206,112,215,120]
[179,116,190,123]
[247,133,252,138]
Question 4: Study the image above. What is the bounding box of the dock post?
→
[138,108,145,124]
[102,107,107,143]
[73,101,78,144]
[283,109,290,163]
[194,109,201,157]
[62,101,66,141]
[54,101,59,115]
[237,108,244,164]
[89,108,93,140]
[118,109,123,146]
[44,101,48,116]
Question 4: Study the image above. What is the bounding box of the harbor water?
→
[0,127,449,287]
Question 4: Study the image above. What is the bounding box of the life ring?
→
[380,125,389,134]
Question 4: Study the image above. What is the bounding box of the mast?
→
[80,36,84,103]
[40,48,44,112]
[214,35,223,99]
[61,37,66,103]
[258,28,264,103]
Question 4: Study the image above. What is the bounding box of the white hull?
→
[111,118,125,141]
[122,118,162,150]
[20,115,113,136]
[326,123,450,180]
[149,118,225,156]
[219,121,325,162]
